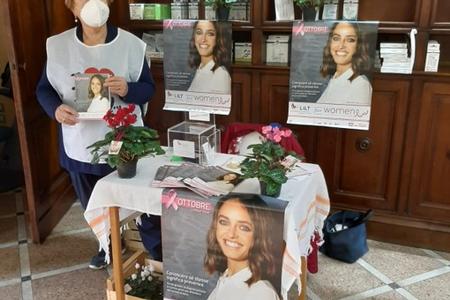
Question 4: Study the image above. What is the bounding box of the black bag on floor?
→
[320,209,373,263]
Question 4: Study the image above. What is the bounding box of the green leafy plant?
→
[239,124,299,197]
[87,104,165,168]
[124,261,163,299]
[293,0,324,8]
[204,0,238,9]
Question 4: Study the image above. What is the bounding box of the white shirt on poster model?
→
[317,68,372,105]
[188,59,231,94]
[207,267,280,300]
[87,95,110,113]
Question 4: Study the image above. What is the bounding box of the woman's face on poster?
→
[223,173,237,182]
[216,199,254,262]
[330,23,357,69]
[90,77,102,96]
[194,21,217,59]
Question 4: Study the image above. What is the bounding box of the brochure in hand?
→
[74,73,111,119]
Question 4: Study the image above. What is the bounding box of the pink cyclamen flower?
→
[261,125,272,135]
[282,129,292,137]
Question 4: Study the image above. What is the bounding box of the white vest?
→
[46,27,146,163]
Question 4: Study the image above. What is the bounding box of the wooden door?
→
[408,81,450,223]
[0,0,75,242]
[259,71,320,161]
[315,78,410,212]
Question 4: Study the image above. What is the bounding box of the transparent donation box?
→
[167,121,220,165]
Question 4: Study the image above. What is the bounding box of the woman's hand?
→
[55,104,79,126]
[105,76,128,97]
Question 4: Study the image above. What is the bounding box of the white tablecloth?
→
[85,152,329,299]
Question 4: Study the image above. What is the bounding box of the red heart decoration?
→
[84,67,115,76]
[84,67,99,74]
[99,68,114,76]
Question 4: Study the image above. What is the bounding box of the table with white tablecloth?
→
[85,152,329,300]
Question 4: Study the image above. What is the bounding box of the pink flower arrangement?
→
[261,123,292,143]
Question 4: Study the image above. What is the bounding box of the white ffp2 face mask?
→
[80,0,110,28]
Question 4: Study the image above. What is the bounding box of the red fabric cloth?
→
[307,231,320,274]
[220,123,305,157]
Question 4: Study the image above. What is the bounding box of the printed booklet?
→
[152,163,242,197]
[74,73,111,119]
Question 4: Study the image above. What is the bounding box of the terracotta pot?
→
[117,158,138,179]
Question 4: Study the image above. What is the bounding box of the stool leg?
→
[299,256,307,300]
[110,207,125,300]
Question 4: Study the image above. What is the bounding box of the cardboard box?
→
[425,40,440,72]
[143,4,155,20]
[154,4,171,20]
[205,5,216,20]
[144,4,170,20]
[322,0,339,20]
[171,3,188,19]
[234,42,252,63]
[129,3,144,20]
[229,3,248,21]
[343,0,359,20]
[266,35,290,65]
[188,3,199,20]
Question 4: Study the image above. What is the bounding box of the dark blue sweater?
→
[36,24,155,175]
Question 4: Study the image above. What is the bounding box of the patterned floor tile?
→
[0,192,17,217]
[28,231,99,274]
[52,204,88,234]
[0,283,21,300]
[308,253,384,299]
[32,268,108,300]
[0,216,17,244]
[404,270,450,300]
[362,240,444,282]
[0,247,20,281]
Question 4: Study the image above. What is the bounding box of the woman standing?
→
[317,22,372,105]
[36,0,161,269]
[204,194,280,300]
[188,20,231,94]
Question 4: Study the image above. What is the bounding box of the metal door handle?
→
[356,137,372,152]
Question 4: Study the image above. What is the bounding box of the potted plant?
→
[124,260,163,299]
[294,0,324,21]
[87,104,165,178]
[239,124,300,197]
[204,0,238,21]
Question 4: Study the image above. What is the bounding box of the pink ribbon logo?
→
[162,189,179,210]
[164,19,174,30]
[293,22,305,36]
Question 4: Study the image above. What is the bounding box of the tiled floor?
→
[1,189,449,300]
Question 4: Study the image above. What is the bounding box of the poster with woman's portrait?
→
[161,190,287,300]
[288,21,378,130]
[163,20,232,115]
[74,73,111,119]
